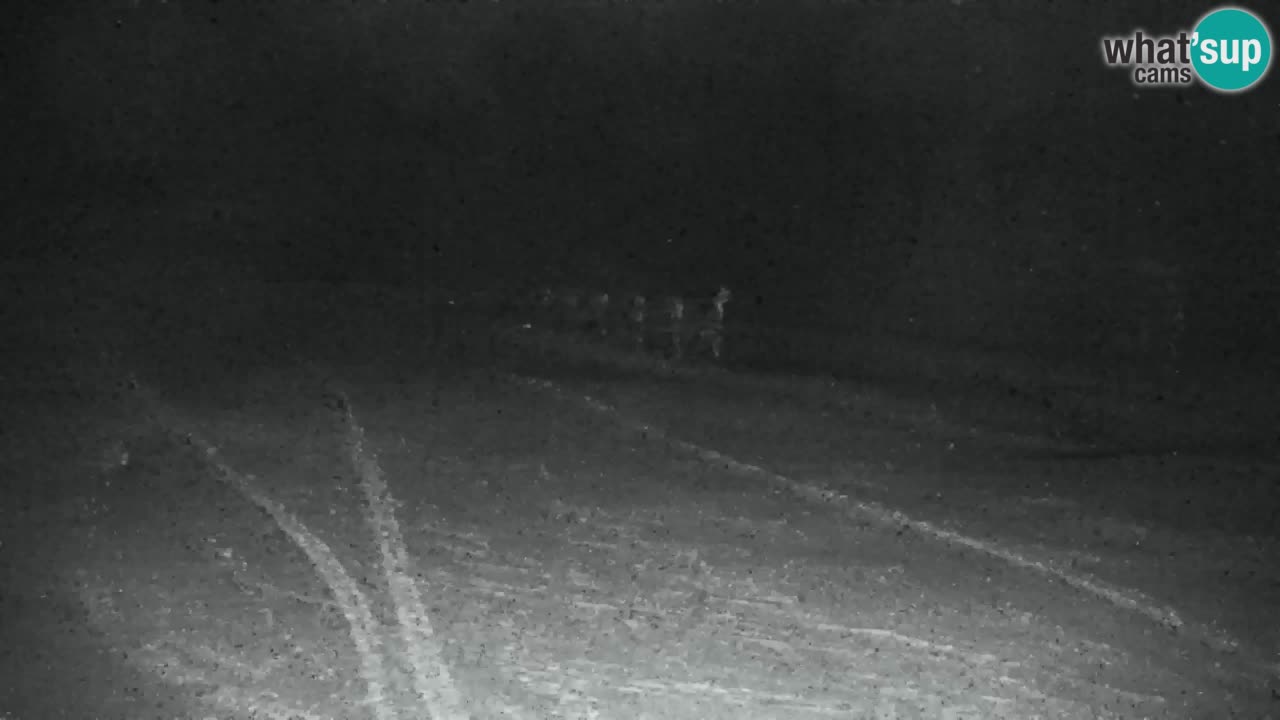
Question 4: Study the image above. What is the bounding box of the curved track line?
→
[338,392,470,720]
[132,382,395,720]
[507,373,1190,635]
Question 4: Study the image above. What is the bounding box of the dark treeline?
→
[6,0,1278,372]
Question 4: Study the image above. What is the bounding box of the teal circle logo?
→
[1192,7,1272,92]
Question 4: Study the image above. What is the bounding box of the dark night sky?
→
[4,0,1279,375]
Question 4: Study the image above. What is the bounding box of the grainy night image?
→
[2,0,1278,717]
